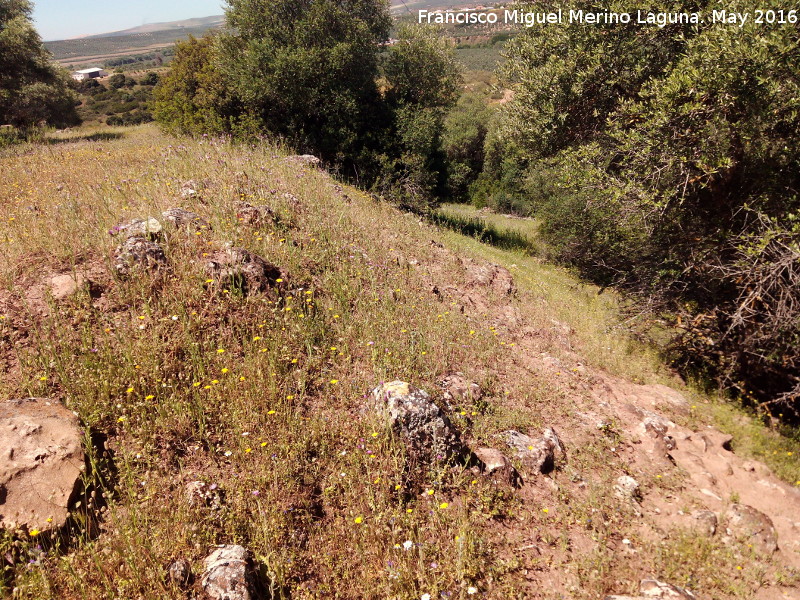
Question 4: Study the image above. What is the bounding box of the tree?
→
[375,24,462,208]
[141,72,159,86]
[0,0,79,128]
[154,35,244,136]
[218,0,392,164]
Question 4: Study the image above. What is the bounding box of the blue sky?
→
[32,0,226,41]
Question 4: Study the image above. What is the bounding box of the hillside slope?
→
[0,125,798,599]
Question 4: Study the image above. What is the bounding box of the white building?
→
[71,68,106,82]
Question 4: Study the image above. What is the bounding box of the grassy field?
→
[1,125,798,599]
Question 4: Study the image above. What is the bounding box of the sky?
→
[32,0,226,41]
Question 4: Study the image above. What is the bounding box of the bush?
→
[497,0,800,415]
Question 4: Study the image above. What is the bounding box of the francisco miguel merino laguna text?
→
[418,9,703,28]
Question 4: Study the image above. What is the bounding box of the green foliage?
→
[153,35,243,136]
[74,74,155,126]
[108,73,125,89]
[0,0,79,129]
[442,92,492,201]
[384,24,461,109]
[218,0,392,163]
[140,72,159,86]
[153,6,463,209]
[374,25,462,209]
[496,0,800,414]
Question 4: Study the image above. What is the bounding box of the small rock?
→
[440,374,482,405]
[723,503,778,554]
[473,447,521,487]
[0,398,85,533]
[186,481,223,511]
[167,558,192,587]
[371,381,465,464]
[201,545,256,600]
[699,430,733,453]
[691,510,718,536]
[205,247,284,295]
[49,273,86,300]
[639,579,697,598]
[109,217,162,239]
[235,202,277,227]
[162,207,210,231]
[114,236,167,277]
[285,154,320,166]
[614,475,642,502]
[503,428,564,474]
[605,579,697,600]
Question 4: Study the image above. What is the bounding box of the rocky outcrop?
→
[371,381,465,464]
[49,273,87,300]
[201,545,258,600]
[235,202,277,227]
[0,398,85,533]
[167,558,192,587]
[440,374,482,406]
[723,503,778,554]
[113,236,167,277]
[205,247,285,295]
[461,258,516,296]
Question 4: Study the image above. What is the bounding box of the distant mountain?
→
[80,15,225,39]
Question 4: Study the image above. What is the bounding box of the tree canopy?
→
[494,0,800,416]
[0,0,78,129]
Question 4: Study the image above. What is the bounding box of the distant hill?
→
[81,15,225,39]
[45,2,475,67]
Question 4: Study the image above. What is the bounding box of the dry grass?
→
[0,125,798,599]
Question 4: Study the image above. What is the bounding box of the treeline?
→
[153,0,489,210]
[477,0,800,419]
[103,47,174,70]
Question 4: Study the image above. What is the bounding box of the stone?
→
[0,398,85,533]
[186,481,223,511]
[440,374,482,406]
[235,202,277,227]
[180,180,202,199]
[639,579,697,598]
[201,545,256,600]
[167,558,192,587]
[371,381,465,463]
[162,207,210,231]
[49,273,86,300]
[503,427,564,474]
[614,475,642,502]
[285,154,320,166]
[205,247,285,295]
[114,236,167,277]
[723,503,778,554]
[462,259,515,296]
[605,579,697,600]
[691,510,718,537]
[473,447,521,487]
[109,217,162,239]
